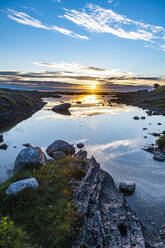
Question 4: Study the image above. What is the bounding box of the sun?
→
[90,83,97,90]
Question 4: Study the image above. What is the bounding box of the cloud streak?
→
[7,9,88,40]
[63,4,165,44]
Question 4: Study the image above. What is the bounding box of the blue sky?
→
[0,0,165,91]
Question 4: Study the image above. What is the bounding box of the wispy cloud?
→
[63,4,165,44]
[6,9,88,40]
[34,62,133,77]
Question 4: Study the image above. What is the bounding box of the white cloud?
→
[34,61,134,77]
[63,4,165,42]
[7,9,88,40]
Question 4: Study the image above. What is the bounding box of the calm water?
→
[1,94,165,231]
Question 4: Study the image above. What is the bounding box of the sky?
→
[0,0,165,91]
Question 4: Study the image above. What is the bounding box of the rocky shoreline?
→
[0,139,164,247]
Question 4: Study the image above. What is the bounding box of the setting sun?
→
[90,83,97,90]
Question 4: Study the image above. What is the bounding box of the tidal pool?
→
[1,94,165,232]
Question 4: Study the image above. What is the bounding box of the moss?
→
[0,157,85,248]
[156,135,165,150]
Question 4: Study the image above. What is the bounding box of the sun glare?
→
[90,83,97,90]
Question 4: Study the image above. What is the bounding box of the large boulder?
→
[52,103,71,112]
[50,151,66,161]
[14,147,47,170]
[46,140,75,158]
[6,178,39,195]
[0,143,8,150]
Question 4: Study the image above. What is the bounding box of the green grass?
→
[156,135,165,150]
[0,95,18,106]
[153,86,165,94]
[0,157,85,248]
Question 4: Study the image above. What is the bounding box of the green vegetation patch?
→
[0,157,85,248]
[153,86,165,94]
[156,135,165,150]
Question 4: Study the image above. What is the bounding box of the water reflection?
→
[1,94,165,232]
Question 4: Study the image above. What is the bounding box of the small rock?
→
[149,132,161,137]
[76,101,82,104]
[0,143,8,150]
[23,143,31,148]
[143,144,154,153]
[162,131,165,135]
[143,128,148,130]
[53,94,61,98]
[51,151,66,160]
[14,147,47,171]
[119,181,136,194]
[133,116,140,120]
[146,110,152,115]
[6,178,39,195]
[144,136,148,139]
[157,123,162,125]
[46,140,75,158]
[0,134,3,143]
[77,143,84,149]
[52,103,71,112]
[141,116,146,120]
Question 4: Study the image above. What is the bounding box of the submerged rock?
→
[119,181,136,194]
[6,178,39,195]
[46,140,75,158]
[52,103,71,112]
[133,116,140,120]
[14,147,47,170]
[73,157,145,247]
[0,143,8,150]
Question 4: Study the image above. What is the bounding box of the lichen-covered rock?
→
[46,140,75,158]
[6,178,39,195]
[14,147,47,170]
[52,103,71,112]
[73,157,145,248]
[119,181,136,193]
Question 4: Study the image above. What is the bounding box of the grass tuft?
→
[0,157,85,248]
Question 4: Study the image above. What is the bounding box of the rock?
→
[14,147,47,170]
[74,150,87,160]
[143,144,154,153]
[146,110,152,115]
[141,116,146,119]
[152,111,160,115]
[46,140,75,158]
[73,158,145,247]
[119,181,136,194]
[51,151,66,160]
[23,143,31,148]
[153,150,165,161]
[143,128,148,130]
[6,178,39,195]
[0,134,3,143]
[52,103,71,112]
[162,131,165,135]
[76,101,82,104]
[144,136,148,139]
[133,116,140,120]
[0,143,8,150]
[157,123,162,125]
[77,143,84,149]
[149,132,161,137]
